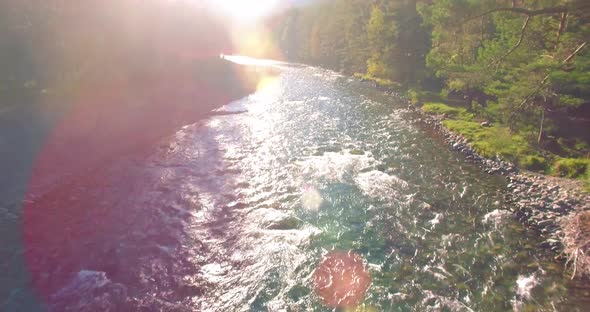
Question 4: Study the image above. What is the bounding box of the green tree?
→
[419,0,590,143]
[366,5,396,79]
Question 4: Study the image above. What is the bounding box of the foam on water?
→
[483,209,513,228]
[512,272,542,311]
[297,151,378,183]
[49,271,127,311]
[355,170,409,200]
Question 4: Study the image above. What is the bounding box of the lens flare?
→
[206,0,279,22]
[313,251,371,308]
[301,186,323,211]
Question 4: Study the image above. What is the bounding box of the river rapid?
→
[3,61,589,311]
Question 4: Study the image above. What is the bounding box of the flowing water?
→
[2,61,590,311]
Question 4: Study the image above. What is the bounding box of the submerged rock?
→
[251,208,301,230]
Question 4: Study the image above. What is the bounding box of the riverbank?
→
[353,75,590,279]
[409,99,590,280]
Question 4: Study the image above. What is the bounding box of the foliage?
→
[276,0,430,86]
[421,102,474,120]
[366,5,396,79]
[408,89,420,104]
[358,74,399,89]
[552,158,590,179]
[443,120,535,161]
[276,0,590,183]
[521,155,548,171]
[419,0,590,131]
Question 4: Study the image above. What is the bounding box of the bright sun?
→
[206,0,279,22]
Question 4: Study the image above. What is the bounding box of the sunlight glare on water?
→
[221,55,284,67]
[15,60,588,311]
[170,63,585,311]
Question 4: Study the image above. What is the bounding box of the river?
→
[2,60,589,311]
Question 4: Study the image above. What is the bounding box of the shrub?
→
[358,74,399,89]
[422,102,474,120]
[442,120,535,163]
[482,101,507,123]
[520,155,547,171]
[552,158,590,179]
[422,102,462,117]
[408,89,419,104]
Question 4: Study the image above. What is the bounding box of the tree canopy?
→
[419,0,590,129]
[275,0,590,149]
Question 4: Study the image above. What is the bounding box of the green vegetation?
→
[442,119,536,165]
[275,0,590,185]
[354,73,400,89]
[521,155,548,172]
[277,0,431,88]
[421,103,474,120]
[421,102,590,186]
[553,158,590,179]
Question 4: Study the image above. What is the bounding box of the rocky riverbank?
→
[410,103,590,279]
[342,72,590,279]
[357,77,590,278]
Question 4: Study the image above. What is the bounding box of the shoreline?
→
[353,76,590,279]
[410,95,590,280]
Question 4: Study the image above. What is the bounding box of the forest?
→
[274,0,590,185]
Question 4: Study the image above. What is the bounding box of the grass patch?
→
[442,120,535,164]
[551,158,590,179]
[408,89,443,104]
[355,73,401,89]
[417,97,589,190]
[421,102,474,121]
[421,102,546,171]
[520,155,548,172]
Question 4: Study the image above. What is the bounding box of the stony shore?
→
[406,101,590,279]
[346,75,590,278]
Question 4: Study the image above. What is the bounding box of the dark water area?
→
[2,62,589,311]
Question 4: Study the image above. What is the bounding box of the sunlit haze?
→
[205,0,279,22]
[2,0,589,311]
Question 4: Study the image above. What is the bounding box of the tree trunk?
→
[537,108,545,145]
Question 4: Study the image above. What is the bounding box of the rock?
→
[267,215,301,230]
[252,208,301,230]
[537,219,553,227]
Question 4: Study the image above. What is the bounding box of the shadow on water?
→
[1,57,263,310]
[21,111,247,311]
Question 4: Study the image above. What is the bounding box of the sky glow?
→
[205,0,280,22]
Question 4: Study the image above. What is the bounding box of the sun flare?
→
[206,0,279,22]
